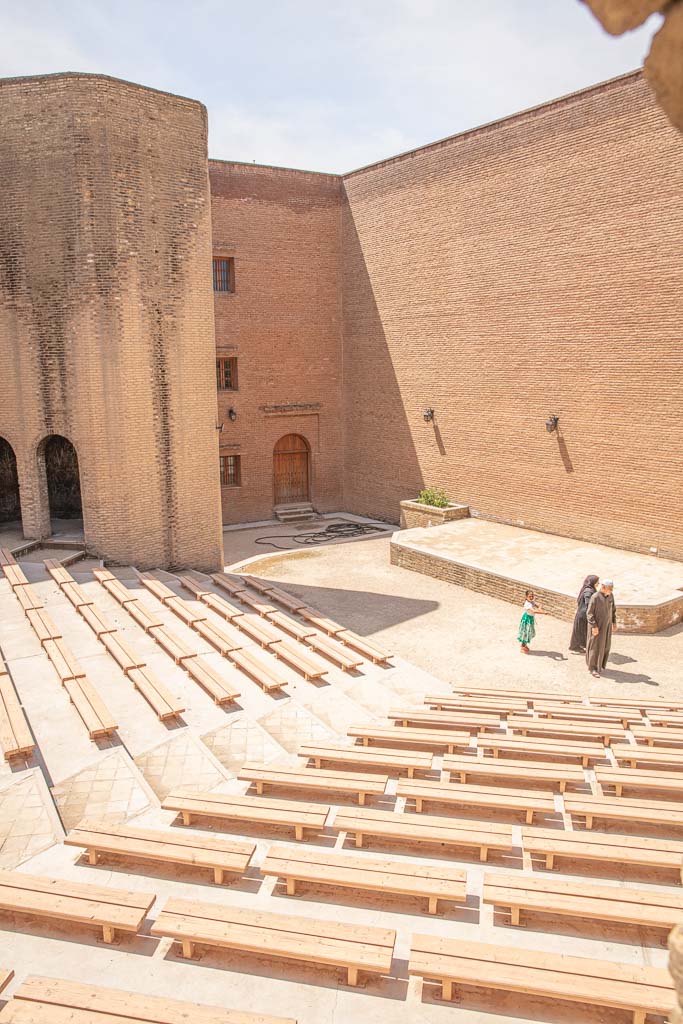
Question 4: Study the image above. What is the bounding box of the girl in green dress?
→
[518,589,547,653]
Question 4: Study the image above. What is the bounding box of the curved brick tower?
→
[0,73,223,570]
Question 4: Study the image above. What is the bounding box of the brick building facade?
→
[1,69,681,566]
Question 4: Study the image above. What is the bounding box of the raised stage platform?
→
[390,519,683,634]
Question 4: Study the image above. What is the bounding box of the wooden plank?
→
[193,618,243,655]
[264,610,317,642]
[238,591,277,616]
[333,807,513,860]
[593,695,683,712]
[42,638,87,681]
[348,724,470,753]
[26,609,62,644]
[398,779,555,824]
[126,601,165,632]
[233,615,283,648]
[240,575,280,595]
[227,647,288,693]
[0,675,34,761]
[442,755,585,792]
[424,694,528,714]
[60,581,95,609]
[164,596,208,627]
[139,575,175,603]
[478,734,606,767]
[335,630,391,663]
[409,934,675,1015]
[262,844,466,913]
[162,791,328,840]
[239,764,387,804]
[297,608,345,635]
[147,626,197,665]
[262,586,308,614]
[389,708,504,732]
[632,724,683,747]
[267,639,328,681]
[304,634,363,671]
[613,743,683,769]
[0,968,13,996]
[534,704,639,727]
[184,657,241,705]
[63,678,118,739]
[299,742,433,776]
[201,591,245,621]
[596,764,683,797]
[522,825,683,872]
[452,687,582,706]
[14,585,44,613]
[3,564,29,588]
[127,667,185,720]
[211,573,249,598]
[506,716,623,745]
[100,632,147,674]
[10,975,297,1024]
[565,794,683,830]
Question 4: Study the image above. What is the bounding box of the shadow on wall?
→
[256,577,439,636]
[341,206,423,523]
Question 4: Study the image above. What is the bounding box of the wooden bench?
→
[163,790,329,841]
[184,656,241,705]
[25,608,62,645]
[297,608,345,635]
[335,630,392,664]
[238,590,277,616]
[13,584,43,613]
[260,585,308,614]
[42,637,86,682]
[348,724,470,753]
[442,754,585,793]
[262,844,466,915]
[424,694,528,714]
[193,617,243,655]
[94,571,139,606]
[164,596,208,627]
[0,968,12,997]
[452,686,582,707]
[125,600,165,632]
[65,820,255,884]
[593,694,683,713]
[239,574,278,595]
[478,734,606,767]
[483,871,683,932]
[127,667,185,721]
[147,625,197,665]
[534,703,640,727]
[0,666,34,761]
[398,780,555,824]
[506,715,624,745]
[268,639,328,681]
[63,676,118,739]
[2,563,29,588]
[211,573,249,598]
[151,898,396,986]
[596,764,683,797]
[265,610,317,643]
[613,743,683,769]
[299,742,433,777]
[333,807,514,861]
[2,976,297,1024]
[227,647,288,693]
[100,631,146,674]
[43,558,73,586]
[522,825,683,874]
[646,709,683,727]
[389,708,504,732]
[0,868,154,944]
[408,934,675,1022]
[60,580,95,609]
[632,724,683,747]
[233,614,284,648]
[565,794,683,830]
[239,764,388,805]
[304,633,363,671]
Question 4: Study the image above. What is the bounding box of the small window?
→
[216,356,238,391]
[220,454,241,487]
[213,256,234,292]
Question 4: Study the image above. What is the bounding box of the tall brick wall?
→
[209,161,343,524]
[0,73,223,570]
[341,71,683,559]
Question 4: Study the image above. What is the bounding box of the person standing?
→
[569,574,599,653]
[586,580,617,678]
[517,589,547,653]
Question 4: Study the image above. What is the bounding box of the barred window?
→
[216,357,238,391]
[220,454,241,487]
[213,256,234,292]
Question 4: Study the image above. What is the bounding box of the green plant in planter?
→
[416,486,450,508]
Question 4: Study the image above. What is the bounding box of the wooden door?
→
[273,434,310,505]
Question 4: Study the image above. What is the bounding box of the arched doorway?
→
[40,435,83,524]
[273,434,310,506]
[0,437,21,524]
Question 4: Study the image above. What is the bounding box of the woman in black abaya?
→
[569,574,599,653]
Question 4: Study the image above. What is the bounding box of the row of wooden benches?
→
[0,550,119,741]
[0,865,673,1021]
[450,684,683,713]
[0,648,33,762]
[427,688,683,721]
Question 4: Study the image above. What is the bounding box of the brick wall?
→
[341,71,683,559]
[0,73,223,570]
[209,161,344,524]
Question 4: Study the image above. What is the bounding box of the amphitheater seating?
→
[297,608,345,635]
[0,659,34,761]
[451,686,582,706]
[506,715,624,745]
[613,743,683,769]
[0,969,13,995]
[424,694,528,714]
[483,872,683,933]
[397,779,555,824]
[478,734,606,767]
[299,742,433,777]
[226,647,288,693]
[1,976,297,1023]
[0,869,155,944]
[348,724,470,753]
[332,807,514,861]
[389,708,504,731]
[593,694,683,713]
[239,763,388,805]
[65,820,256,884]
[267,639,328,680]
[646,709,683,727]
[564,794,683,831]
[335,630,392,664]
[522,825,683,874]
[304,633,363,671]
[163,790,329,841]
[595,764,683,797]
[632,724,683,747]
[261,844,466,915]
[256,584,308,613]
[442,754,585,792]
[408,934,675,1021]
[151,898,396,986]
[534,703,640,727]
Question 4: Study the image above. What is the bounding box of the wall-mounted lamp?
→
[423,408,435,423]
[215,422,224,433]
[546,414,559,434]
[228,408,237,422]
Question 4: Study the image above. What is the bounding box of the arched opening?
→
[273,433,311,506]
[0,437,21,525]
[40,435,83,528]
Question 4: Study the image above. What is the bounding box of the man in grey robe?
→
[586,580,617,678]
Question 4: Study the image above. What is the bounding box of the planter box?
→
[399,499,469,530]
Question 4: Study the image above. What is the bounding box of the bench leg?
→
[632,1012,646,1024]
[428,896,438,915]
[294,824,304,841]
[180,939,196,959]
[286,877,296,896]
[87,848,99,865]
[559,781,566,793]
[347,967,358,986]
[441,979,453,1001]
[545,853,555,870]
[525,810,533,825]
[358,792,366,806]
[460,771,467,783]
[510,906,520,926]
[256,781,264,795]
[213,867,224,884]
[616,784,623,796]
[582,757,589,768]
[415,797,423,812]
[492,748,499,758]
[355,832,364,848]
[102,926,115,944]
[314,757,321,768]
[479,846,488,862]
[407,767,415,778]
[362,737,369,746]
[182,811,191,826]
[585,815,594,829]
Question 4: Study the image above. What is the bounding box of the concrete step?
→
[274,503,316,524]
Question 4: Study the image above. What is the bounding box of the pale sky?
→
[0,1,660,173]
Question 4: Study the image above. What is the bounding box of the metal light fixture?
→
[423,408,435,423]
[215,422,224,433]
[228,408,237,422]
[546,414,559,434]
